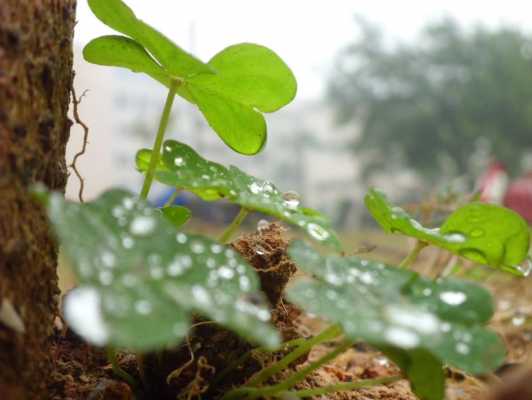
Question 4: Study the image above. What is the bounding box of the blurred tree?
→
[329,18,532,184]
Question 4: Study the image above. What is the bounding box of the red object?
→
[478,161,509,204]
[503,172,532,223]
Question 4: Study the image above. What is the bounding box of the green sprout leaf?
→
[136,140,341,249]
[85,0,297,155]
[286,241,505,399]
[365,188,530,276]
[40,188,280,351]
[161,205,191,229]
[87,0,212,78]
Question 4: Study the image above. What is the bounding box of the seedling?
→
[34,1,531,399]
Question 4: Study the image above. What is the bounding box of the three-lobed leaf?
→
[136,140,341,249]
[85,0,297,155]
[40,188,280,351]
[365,188,530,275]
[286,240,506,400]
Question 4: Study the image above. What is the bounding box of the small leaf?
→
[186,85,267,155]
[87,0,213,78]
[189,43,297,113]
[136,141,341,249]
[365,188,530,275]
[43,189,280,351]
[286,241,506,377]
[380,347,445,400]
[161,206,191,229]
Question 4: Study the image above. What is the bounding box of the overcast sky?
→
[75,1,532,100]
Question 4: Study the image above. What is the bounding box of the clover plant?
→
[34,1,530,399]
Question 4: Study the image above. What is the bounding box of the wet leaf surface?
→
[365,188,530,275]
[136,140,341,249]
[41,188,280,351]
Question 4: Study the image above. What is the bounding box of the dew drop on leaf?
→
[64,287,109,346]
[130,216,156,236]
[306,222,331,241]
[439,291,467,306]
[469,228,485,238]
[515,256,532,277]
[282,190,300,210]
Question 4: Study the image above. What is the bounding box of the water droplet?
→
[257,219,269,232]
[135,300,152,315]
[192,285,211,305]
[150,266,164,279]
[122,197,134,210]
[218,266,235,279]
[455,342,470,354]
[374,356,390,367]
[249,182,262,194]
[122,274,138,287]
[176,233,187,244]
[99,270,113,285]
[444,232,466,243]
[515,257,532,277]
[459,248,487,264]
[512,311,526,326]
[130,216,156,236]
[191,241,205,254]
[201,174,210,180]
[174,157,185,167]
[469,228,484,238]
[122,236,134,249]
[307,223,330,241]
[439,291,467,306]
[210,244,223,254]
[239,276,251,291]
[385,327,420,348]
[282,190,300,210]
[64,287,109,346]
[101,251,116,268]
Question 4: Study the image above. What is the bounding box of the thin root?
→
[69,75,89,203]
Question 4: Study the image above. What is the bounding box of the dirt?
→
[44,225,532,400]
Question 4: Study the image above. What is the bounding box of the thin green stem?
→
[139,79,180,201]
[244,324,342,388]
[277,375,402,398]
[399,240,428,269]
[223,341,352,400]
[218,207,250,243]
[106,347,137,388]
[163,188,181,207]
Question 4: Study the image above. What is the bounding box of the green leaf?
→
[186,84,267,155]
[161,206,191,229]
[380,347,445,400]
[136,140,341,249]
[365,188,530,275]
[286,241,506,377]
[42,189,280,351]
[189,43,297,113]
[87,0,213,78]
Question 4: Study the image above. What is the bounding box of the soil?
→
[45,225,532,400]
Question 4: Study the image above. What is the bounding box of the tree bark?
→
[0,1,76,398]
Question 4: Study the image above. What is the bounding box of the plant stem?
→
[399,240,428,269]
[106,347,137,388]
[163,188,181,207]
[139,79,180,201]
[218,207,250,244]
[223,341,352,400]
[245,324,342,388]
[277,375,402,398]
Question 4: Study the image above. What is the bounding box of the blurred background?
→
[67,0,532,233]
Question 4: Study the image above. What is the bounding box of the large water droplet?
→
[306,223,330,241]
[249,182,262,194]
[64,287,109,346]
[174,157,185,167]
[439,291,467,306]
[282,190,300,210]
[444,232,466,244]
[130,216,156,236]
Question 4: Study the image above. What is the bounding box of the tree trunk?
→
[0,1,76,398]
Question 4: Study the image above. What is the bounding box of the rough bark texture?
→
[0,1,75,398]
